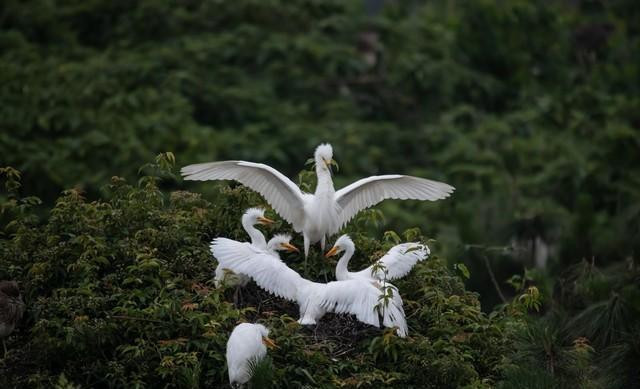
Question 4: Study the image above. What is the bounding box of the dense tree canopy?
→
[2,0,638,270]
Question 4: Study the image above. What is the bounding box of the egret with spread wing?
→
[211,237,408,337]
[226,323,276,387]
[214,207,275,288]
[325,235,430,283]
[216,233,299,288]
[182,143,454,257]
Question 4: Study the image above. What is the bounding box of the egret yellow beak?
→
[262,337,278,349]
[323,158,331,171]
[281,242,300,253]
[323,158,338,172]
[329,159,339,172]
[257,216,275,225]
[325,246,340,258]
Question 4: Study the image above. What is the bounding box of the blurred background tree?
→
[3,0,638,303]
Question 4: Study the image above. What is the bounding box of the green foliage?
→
[1,0,638,280]
[1,161,239,387]
[2,0,640,387]
[498,259,640,389]
[247,355,275,389]
[498,313,602,389]
[0,159,511,387]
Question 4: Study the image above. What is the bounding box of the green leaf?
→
[454,263,471,279]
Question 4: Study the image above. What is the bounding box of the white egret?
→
[325,235,430,283]
[216,233,299,288]
[226,322,276,387]
[211,237,408,337]
[214,207,275,288]
[182,143,455,257]
[0,281,24,358]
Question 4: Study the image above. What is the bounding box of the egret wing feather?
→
[182,161,306,230]
[211,238,308,302]
[334,175,455,231]
[378,282,408,337]
[319,279,380,327]
[319,279,408,336]
[355,243,430,281]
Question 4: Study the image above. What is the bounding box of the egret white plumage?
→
[265,233,300,255]
[226,323,276,387]
[182,143,455,257]
[216,233,299,288]
[325,235,430,283]
[214,208,275,288]
[211,237,408,337]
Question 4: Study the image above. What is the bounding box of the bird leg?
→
[303,234,310,273]
[320,235,326,251]
[233,287,244,307]
[2,339,6,359]
[303,235,310,258]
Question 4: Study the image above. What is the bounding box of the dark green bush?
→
[1,158,514,388]
[2,0,639,386]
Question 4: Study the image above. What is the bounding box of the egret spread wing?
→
[319,279,379,327]
[356,243,430,281]
[334,175,455,230]
[211,238,308,302]
[378,282,408,337]
[320,279,408,336]
[182,161,306,229]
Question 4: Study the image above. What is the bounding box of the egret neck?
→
[242,213,266,248]
[334,242,355,281]
[311,156,338,253]
[314,155,335,195]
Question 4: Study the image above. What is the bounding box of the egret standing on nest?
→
[182,143,454,257]
[325,235,430,283]
[226,323,276,387]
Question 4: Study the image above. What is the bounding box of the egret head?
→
[325,234,354,258]
[242,207,275,226]
[267,234,300,253]
[314,143,337,172]
[254,324,277,349]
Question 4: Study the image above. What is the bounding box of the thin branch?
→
[110,315,165,324]
[482,254,507,304]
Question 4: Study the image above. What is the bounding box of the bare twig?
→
[110,315,165,324]
[481,254,507,304]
